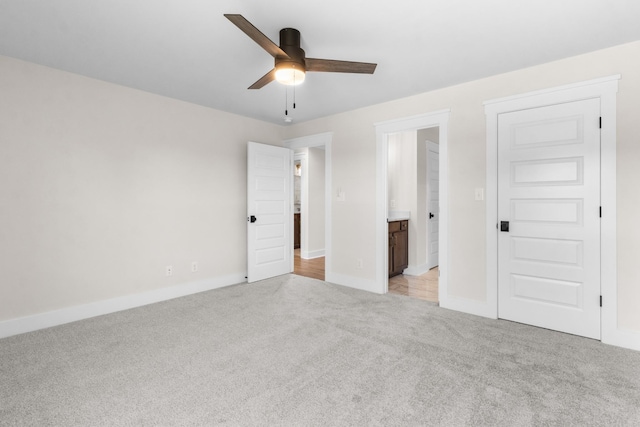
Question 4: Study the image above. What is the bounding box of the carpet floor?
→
[1,274,640,426]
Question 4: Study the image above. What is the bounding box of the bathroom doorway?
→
[386,127,440,303]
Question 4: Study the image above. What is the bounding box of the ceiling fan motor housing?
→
[277,28,306,71]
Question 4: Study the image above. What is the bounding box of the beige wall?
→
[0,55,283,321]
[285,40,640,332]
[307,147,326,255]
[2,40,640,337]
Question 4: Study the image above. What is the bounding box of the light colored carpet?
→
[1,274,640,426]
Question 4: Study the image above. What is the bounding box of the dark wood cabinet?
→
[389,220,408,277]
[294,213,301,249]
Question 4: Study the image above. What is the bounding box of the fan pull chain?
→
[283,84,297,121]
[293,75,296,109]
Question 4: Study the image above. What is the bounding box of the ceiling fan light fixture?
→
[224,15,377,89]
[275,63,305,86]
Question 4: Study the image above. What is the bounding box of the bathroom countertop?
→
[387,211,410,222]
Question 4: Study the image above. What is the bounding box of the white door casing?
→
[247,142,293,283]
[486,75,637,351]
[283,132,333,283]
[497,98,601,339]
[375,110,451,296]
[427,140,440,269]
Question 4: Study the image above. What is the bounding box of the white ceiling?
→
[2,0,640,125]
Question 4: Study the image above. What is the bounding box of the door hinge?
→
[600,295,603,307]
[599,117,602,128]
[599,206,602,218]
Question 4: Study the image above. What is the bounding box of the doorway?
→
[386,128,440,303]
[374,110,451,302]
[284,133,332,282]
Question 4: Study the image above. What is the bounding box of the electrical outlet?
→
[166,265,173,277]
[356,258,363,269]
[390,199,396,208]
[191,261,198,273]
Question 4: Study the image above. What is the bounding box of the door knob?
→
[429,212,434,219]
[500,221,509,232]
[248,215,257,223]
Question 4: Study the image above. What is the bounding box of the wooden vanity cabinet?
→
[388,220,408,277]
[294,213,301,249]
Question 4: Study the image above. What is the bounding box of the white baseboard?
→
[325,272,381,294]
[440,294,640,353]
[0,273,246,339]
[403,263,432,276]
[439,294,497,319]
[603,327,640,352]
[301,249,325,260]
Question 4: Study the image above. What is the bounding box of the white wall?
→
[285,40,640,334]
[418,127,439,144]
[0,55,283,324]
[306,147,325,257]
[387,131,416,213]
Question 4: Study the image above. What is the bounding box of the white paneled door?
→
[498,99,601,339]
[247,142,293,283]
[427,141,440,269]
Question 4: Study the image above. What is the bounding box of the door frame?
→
[283,132,332,281]
[484,75,620,345]
[374,110,450,297]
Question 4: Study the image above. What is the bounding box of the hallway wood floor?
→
[294,249,437,304]
[388,267,439,303]
[293,249,325,281]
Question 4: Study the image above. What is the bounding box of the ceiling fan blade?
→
[248,69,277,89]
[306,58,377,74]
[224,14,289,59]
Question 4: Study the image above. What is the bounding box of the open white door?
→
[247,142,293,283]
[426,140,440,269]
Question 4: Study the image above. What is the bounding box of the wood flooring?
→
[388,267,439,303]
[294,249,438,303]
[293,249,325,281]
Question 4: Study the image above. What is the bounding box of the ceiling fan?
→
[224,14,377,89]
